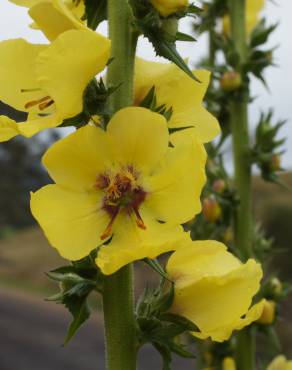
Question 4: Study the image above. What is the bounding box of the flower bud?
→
[223,227,234,244]
[202,197,221,223]
[161,18,179,38]
[150,0,189,17]
[270,277,283,296]
[257,300,276,325]
[212,179,226,194]
[223,357,237,370]
[203,351,213,366]
[269,154,281,172]
[220,71,242,92]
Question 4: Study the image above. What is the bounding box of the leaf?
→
[63,295,91,344]
[84,0,107,30]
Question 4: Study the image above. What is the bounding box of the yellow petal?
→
[107,107,169,171]
[267,356,292,370]
[150,0,188,17]
[29,0,85,41]
[0,39,46,112]
[43,124,112,190]
[167,240,263,342]
[167,240,240,284]
[145,136,206,224]
[30,184,108,261]
[64,0,85,19]
[36,29,111,118]
[0,116,19,142]
[8,0,41,7]
[96,206,189,275]
[18,112,62,137]
[135,59,220,143]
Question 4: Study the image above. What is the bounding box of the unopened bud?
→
[270,154,281,172]
[202,197,221,223]
[257,300,276,325]
[212,179,226,193]
[203,351,213,366]
[162,18,179,37]
[223,227,234,244]
[270,277,283,295]
[220,71,242,92]
[223,357,237,370]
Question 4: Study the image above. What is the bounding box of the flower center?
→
[96,166,147,240]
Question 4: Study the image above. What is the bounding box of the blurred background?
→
[0,0,291,369]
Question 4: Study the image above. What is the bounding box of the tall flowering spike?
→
[0,29,110,142]
[166,240,265,342]
[134,58,220,143]
[267,356,292,370]
[223,0,265,36]
[150,0,189,17]
[30,107,206,275]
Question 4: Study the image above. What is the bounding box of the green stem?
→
[228,1,255,369]
[236,328,256,370]
[107,0,137,113]
[103,1,138,370]
[103,265,137,370]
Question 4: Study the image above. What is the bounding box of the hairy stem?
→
[228,0,255,369]
[103,1,138,370]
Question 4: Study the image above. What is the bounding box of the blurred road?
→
[0,289,196,370]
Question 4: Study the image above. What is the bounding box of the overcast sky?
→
[0,0,291,168]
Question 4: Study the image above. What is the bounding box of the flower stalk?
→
[228,0,255,368]
[103,0,138,369]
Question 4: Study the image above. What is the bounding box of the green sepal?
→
[175,32,196,42]
[143,258,173,282]
[136,281,196,368]
[63,294,91,345]
[250,19,278,49]
[139,86,173,121]
[130,2,198,80]
[46,251,103,344]
[84,0,107,30]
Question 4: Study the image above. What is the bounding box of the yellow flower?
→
[223,0,265,36]
[150,0,188,17]
[267,356,292,370]
[166,240,265,342]
[9,0,85,41]
[223,357,237,370]
[0,29,110,142]
[30,107,206,275]
[134,58,220,144]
